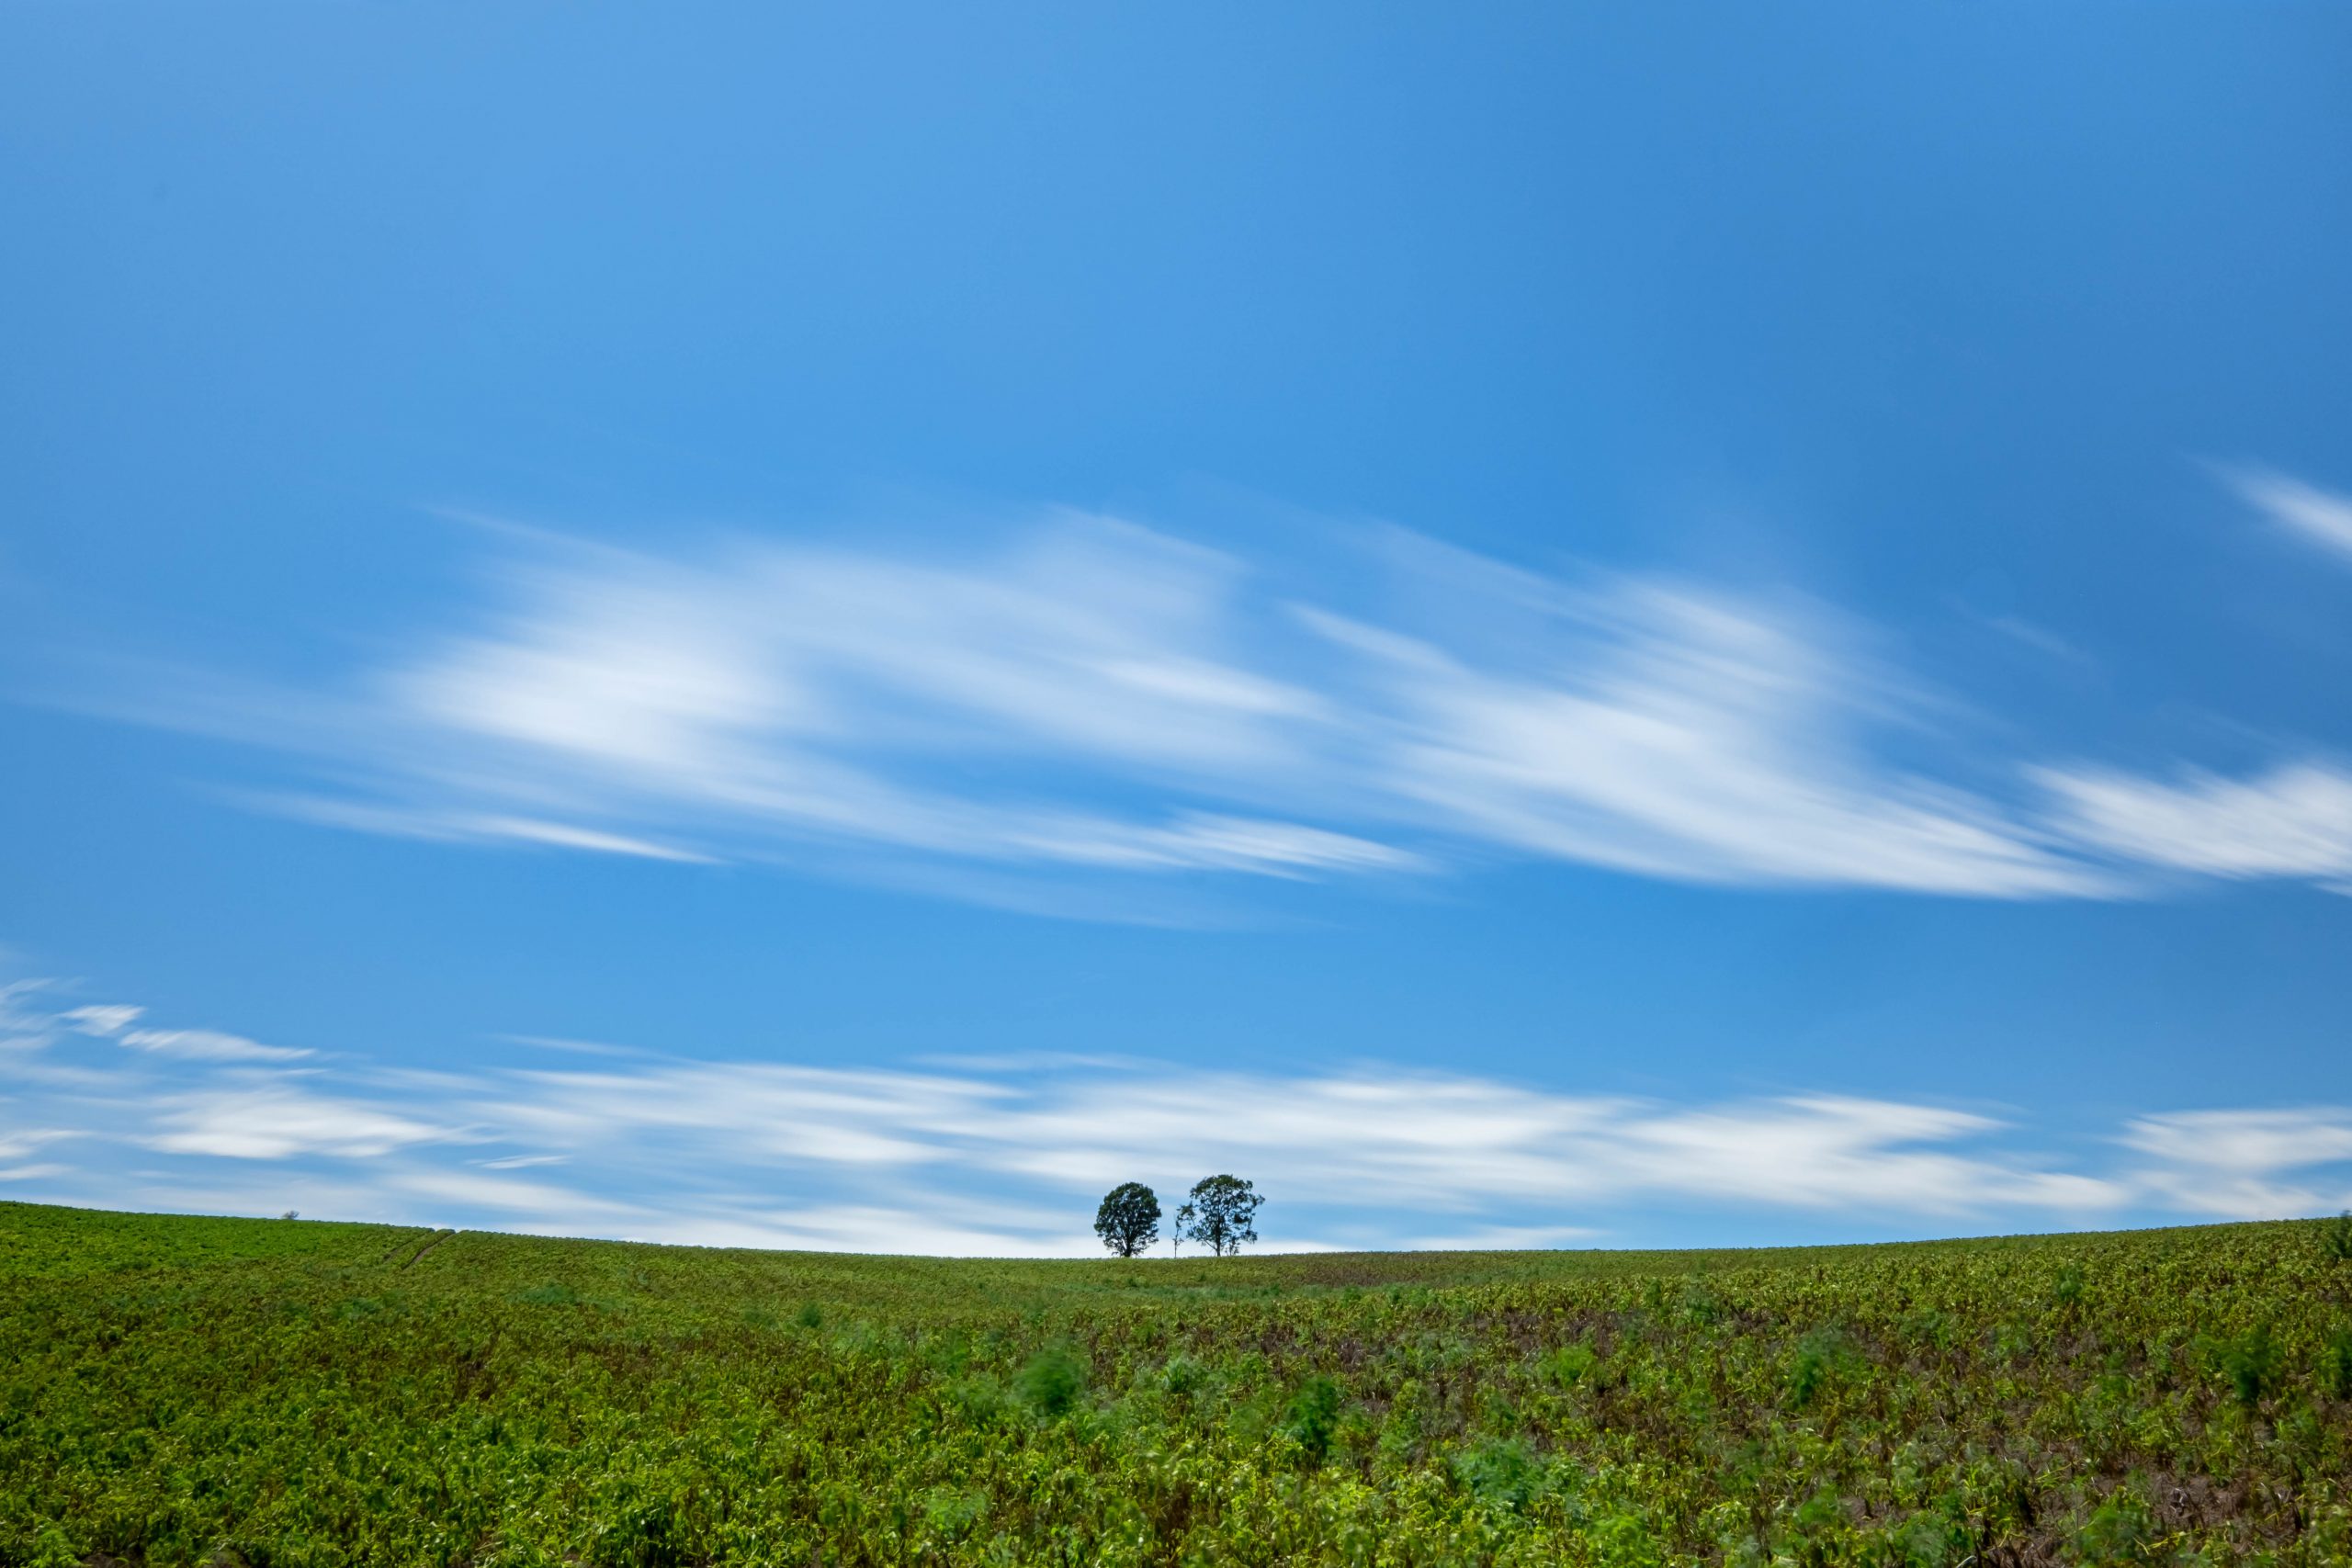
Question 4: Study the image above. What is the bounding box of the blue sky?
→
[4,2,2350,1254]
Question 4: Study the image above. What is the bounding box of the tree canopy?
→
[1092,1182,1161,1258]
[1180,1174,1261,1257]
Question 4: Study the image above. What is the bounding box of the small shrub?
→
[2212,1327,2280,1409]
[1281,1374,1342,1462]
[922,1485,987,1540]
[2324,1212,2352,1264]
[793,1303,824,1329]
[2074,1495,2158,1565]
[944,1373,1010,1427]
[586,1495,686,1568]
[1893,1504,1970,1568]
[1013,1346,1087,1419]
[1539,1341,1600,1388]
[2051,1265,2086,1308]
[1453,1436,1542,1514]
[1902,1307,1952,1350]
[1786,1328,1855,1408]
[1158,1353,1207,1395]
[2319,1323,2352,1400]
[1378,1379,1426,1468]
[1588,1508,1663,1568]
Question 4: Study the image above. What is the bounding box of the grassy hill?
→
[4,1201,2348,1566]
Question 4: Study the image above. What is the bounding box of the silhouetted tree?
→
[1181,1174,1261,1257]
[1093,1182,1161,1258]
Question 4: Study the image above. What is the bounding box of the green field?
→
[4,1201,2349,1566]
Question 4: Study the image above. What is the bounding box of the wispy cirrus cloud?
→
[1989,462,2352,897]
[1,977,2344,1251]
[2036,762,2352,890]
[28,481,2352,908]
[30,998,313,1063]
[146,1084,448,1159]
[2221,463,2352,566]
[119,1029,313,1063]
[34,513,2120,904]
[1300,583,2094,897]
[2121,1109,2352,1220]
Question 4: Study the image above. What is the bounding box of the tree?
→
[1172,1201,1194,1258]
[1180,1174,1261,1257]
[1093,1182,1161,1258]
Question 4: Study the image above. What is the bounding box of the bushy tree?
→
[1181,1174,1261,1257]
[1092,1182,1160,1258]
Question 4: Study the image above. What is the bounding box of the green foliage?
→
[1453,1436,1543,1514]
[1538,1339,1600,1388]
[2074,1495,2159,1565]
[922,1485,988,1541]
[2211,1325,2282,1408]
[2322,1322,2352,1400]
[3,1201,2349,1566]
[2050,1262,2086,1307]
[1157,1351,1207,1395]
[1092,1181,1161,1258]
[2324,1210,2352,1263]
[515,1280,582,1305]
[1179,1173,1261,1257]
[1890,1504,1970,1568]
[1785,1326,1858,1408]
[1279,1373,1342,1462]
[1012,1344,1087,1419]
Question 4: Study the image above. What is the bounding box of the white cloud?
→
[250,797,718,864]
[147,1086,450,1159]
[2037,762,2352,886]
[0,980,69,1051]
[76,513,2161,905]
[35,495,2352,906]
[472,1059,1013,1171]
[982,1077,2127,1217]
[2120,1109,2352,1219]
[0,1127,74,1163]
[357,519,1351,880]
[119,1028,313,1063]
[1,975,2343,1249]
[61,1004,143,1037]
[388,1166,639,1221]
[2222,464,2352,564]
[1301,586,2099,897]
[629,1201,1101,1258]
[1401,1224,1600,1250]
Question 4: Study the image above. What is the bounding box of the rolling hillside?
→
[4,1201,2348,1565]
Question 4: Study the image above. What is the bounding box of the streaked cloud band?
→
[3,980,2346,1254]
[50,492,2352,910]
